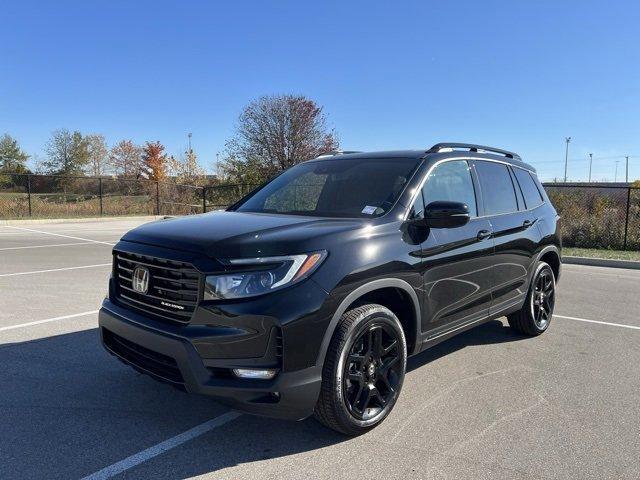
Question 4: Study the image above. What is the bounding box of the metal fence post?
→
[98,177,103,216]
[156,181,160,216]
[26,174,32,217]
[623,186,631,250]
[202,186,207,213]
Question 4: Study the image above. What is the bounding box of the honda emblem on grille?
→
[132,266,150,294]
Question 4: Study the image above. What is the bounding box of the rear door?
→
[419,160,494,335]
[473,160,538,314]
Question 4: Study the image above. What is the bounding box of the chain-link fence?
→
[0,174,221,219]
[203,183,259,211]
[0,173,258,219]
[0,172,29,217]
[543,184,640,250]
[2,173,638,251]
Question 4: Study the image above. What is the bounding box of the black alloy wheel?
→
[343,323,402,421]
[531,266,555,330]
[314,304,407,435]
[508,261,556,336]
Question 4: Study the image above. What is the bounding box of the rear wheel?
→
[508,261,556,336]
[314,304,407,436]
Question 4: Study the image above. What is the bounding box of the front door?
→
[418,160,495,335]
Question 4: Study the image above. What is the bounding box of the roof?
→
[311,145,536,172]
[310,150,427,161]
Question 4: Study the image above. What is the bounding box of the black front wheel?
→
[314,304,407,435]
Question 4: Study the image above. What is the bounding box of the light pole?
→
[615,160,619,182]
[625,156,629,183]
[564,137,571,183]
[188,133,192,153]
[588,153,593,182]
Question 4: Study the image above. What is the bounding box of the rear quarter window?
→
[513,167,544,209]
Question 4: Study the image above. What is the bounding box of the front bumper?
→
[99,299,322,420]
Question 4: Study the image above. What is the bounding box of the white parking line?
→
[555,314,640,331]
[43,227,135,232]
[4,225,116,246]
[0,310,99,332]
[0,242,93,251]
[80,411,242,480]
[562,266,640,280]
[0,263,111,277]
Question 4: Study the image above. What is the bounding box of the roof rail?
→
[315,150,363,158]
[427,143,521,161]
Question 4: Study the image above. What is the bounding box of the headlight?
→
[204,251,327,300]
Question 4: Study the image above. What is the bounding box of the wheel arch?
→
[536,245,561,282]
[315,278,422,368]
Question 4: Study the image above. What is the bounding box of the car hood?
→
[120,211,367,258]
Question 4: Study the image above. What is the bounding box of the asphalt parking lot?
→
[1,218,639,480]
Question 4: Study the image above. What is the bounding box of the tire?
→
[507,261,556,336]
[314,304,407,436]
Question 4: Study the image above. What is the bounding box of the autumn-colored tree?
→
[43,129,90,175]
[142,141,168,181]
[85,134,110,176]
[110,140,142,177]
[220,94,339,183]
[168,150,207,186]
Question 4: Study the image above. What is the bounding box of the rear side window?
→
[474,161,518,215]
[512,167,544,209]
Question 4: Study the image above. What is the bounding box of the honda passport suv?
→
[100,142,561,435]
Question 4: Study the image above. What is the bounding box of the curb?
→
[563,256,640,270]
[0,215,165,226]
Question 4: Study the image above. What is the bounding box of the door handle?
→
[477,229,492,240]
[523,219,533,228]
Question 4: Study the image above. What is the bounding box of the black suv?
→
[100,143,561,435]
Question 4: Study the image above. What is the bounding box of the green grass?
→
[564,247,640,262]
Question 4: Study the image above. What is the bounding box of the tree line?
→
[1,94,339,187]
[0,132,206,185]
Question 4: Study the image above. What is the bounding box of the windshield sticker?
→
[361,205,377,215]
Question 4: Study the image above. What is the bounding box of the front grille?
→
[114,251,200,324]
[275,329,283,360]
[102,328,184,384]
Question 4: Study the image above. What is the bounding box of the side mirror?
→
[424,201,470,228]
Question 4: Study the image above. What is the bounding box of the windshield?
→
[233,157,420,218]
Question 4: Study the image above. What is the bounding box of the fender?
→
[515,244,560,297]
[534,244,562,281]
[314,278,422,367]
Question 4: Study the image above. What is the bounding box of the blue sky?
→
[2,0,639,181]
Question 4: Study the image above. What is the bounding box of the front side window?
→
[421,160,478,217]
[474,161,518,215]
[234,157,420,218]
[512,167,544,209]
